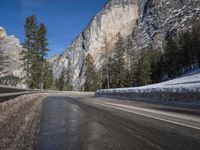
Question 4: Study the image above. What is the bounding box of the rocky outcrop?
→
[133,0,200,50]
[0,27,26,88]
[51,0,200,91]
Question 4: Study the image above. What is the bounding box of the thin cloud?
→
[19,0,45,13]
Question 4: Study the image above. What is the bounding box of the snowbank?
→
[96,69,200,108]
[97,69,200,94]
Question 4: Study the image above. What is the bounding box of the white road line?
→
[96,102,200,130]
[98,102,200,123]
[71,97,200,130]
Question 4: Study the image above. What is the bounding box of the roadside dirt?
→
[0,94,46,150]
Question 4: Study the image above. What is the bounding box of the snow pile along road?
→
[96,69,200,108]
[97,69,200,94]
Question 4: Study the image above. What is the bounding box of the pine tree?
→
[57,70,65,91]
[136,48,152,86]
[55,78,59,90]
[84,54,100,91]
[110,34,127,88]
[125,37,138,87]
[147,48,163,83]
[101,37,110,89]
[191,22,200,67]
[37,23,48,58]
[22,15,38,88]
[65,59,73,91]
[36,23,49,89]
[176,22,200,72]
[22,15,49,89]
[43,62,53,89]
[163,37,180,78]
[153,52,163,82]
[180,32,193,69]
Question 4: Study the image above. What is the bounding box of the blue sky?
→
[0,0,107,57]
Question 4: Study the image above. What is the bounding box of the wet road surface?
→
[38,96,200,150]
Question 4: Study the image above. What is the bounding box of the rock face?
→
[51,0,200,91]
[133,0,200,50]
[0,27,7,40]
[51,0,138,90]
[0,27,26,88]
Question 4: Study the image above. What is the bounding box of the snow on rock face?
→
[134,0,200,50]
[0,27,26,88]
[50,0,200,91]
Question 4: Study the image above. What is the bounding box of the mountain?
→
[50,0,200,91]
[0,27,25,87]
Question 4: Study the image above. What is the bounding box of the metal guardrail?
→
[0,85,29,93]
[0,85,42,102]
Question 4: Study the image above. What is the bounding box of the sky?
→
[0,0,107,57]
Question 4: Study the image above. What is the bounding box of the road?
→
[38,96,200,150]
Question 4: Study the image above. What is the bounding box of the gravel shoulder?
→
[0,93,47,150]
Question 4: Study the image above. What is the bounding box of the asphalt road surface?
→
[38,96,200,150]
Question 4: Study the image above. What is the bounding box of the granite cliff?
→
[50,0,200,90]
[0,27,25,87]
